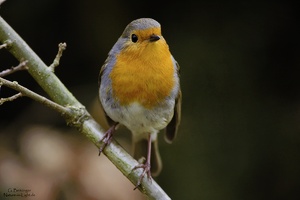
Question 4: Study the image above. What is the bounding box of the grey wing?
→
[98,58,115,127]
[165,60,182,143]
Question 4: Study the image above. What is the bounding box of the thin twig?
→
[48,42,67,72]
[0,92,22,105]
[0,77,71,116]
[0,60,28,77]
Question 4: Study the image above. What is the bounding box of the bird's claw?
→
[132,162,152,190]
[98,126,115,156]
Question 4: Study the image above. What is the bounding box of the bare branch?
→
[0,92,22,105]
[0,60,28,77]
[48,42,67,72]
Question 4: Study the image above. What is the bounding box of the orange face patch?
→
[110,28,175,108]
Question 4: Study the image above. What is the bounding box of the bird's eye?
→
[131,34,138,43]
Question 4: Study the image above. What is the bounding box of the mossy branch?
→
[0,16,170,200]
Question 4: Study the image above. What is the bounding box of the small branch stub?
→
[48,42,67,72]
[0,43,7,49]
[0,39,12,49]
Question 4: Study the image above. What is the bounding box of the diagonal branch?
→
[0,16,170,200]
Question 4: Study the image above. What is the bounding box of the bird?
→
[98,18,181,188]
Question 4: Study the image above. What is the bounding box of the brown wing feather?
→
[98,59,115,127]
[165,89,181,143]
[165,61,181,143]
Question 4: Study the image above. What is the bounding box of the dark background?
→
[1,1,299,199]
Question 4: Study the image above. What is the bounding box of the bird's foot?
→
[98,124,117,156]
[132,161,152,190]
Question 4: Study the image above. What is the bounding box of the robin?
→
[98,18,181,188]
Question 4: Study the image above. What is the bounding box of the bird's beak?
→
[149,34,160,42]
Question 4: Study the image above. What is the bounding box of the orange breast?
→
[110,39,175,109]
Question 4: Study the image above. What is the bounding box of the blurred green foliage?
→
[1,1,299,199]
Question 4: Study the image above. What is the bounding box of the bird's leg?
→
[133,134,152,190]
[98,122,118,156]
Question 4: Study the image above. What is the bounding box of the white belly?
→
[105,101,174,141]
